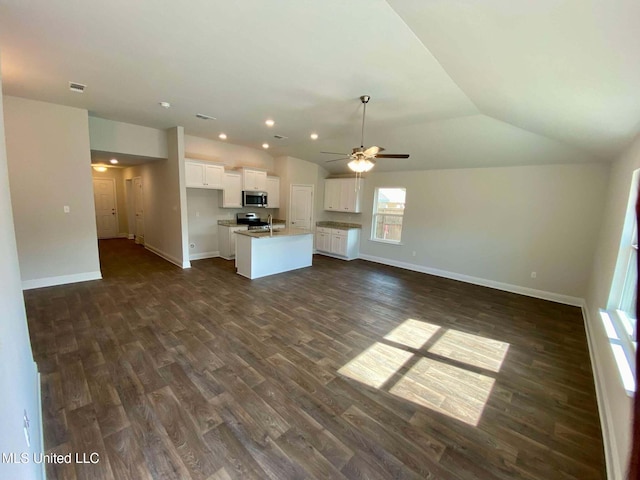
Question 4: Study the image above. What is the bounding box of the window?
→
[372,187,406,243]
[604,169,639,395]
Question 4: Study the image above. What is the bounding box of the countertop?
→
[218,219,286,227]
[316,221,361,230]
[235,228,313,239]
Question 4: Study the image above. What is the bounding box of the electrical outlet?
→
[531,271,537,279]
[63,205,70,213]
[196,211,200,217]
[412,251,416,257]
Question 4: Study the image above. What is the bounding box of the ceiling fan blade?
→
[321,151,349,155]
[325,157,350,163]
[363,146,384,156]
[375,154,410,159]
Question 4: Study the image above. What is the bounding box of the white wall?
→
[0,55,44,480]
[89,116,168,159]
[122,130,188,269]
[4,96,101,289]
[274,156,326,226]
[185,135,275,172]
[185,188,279,259]
[356,163,609,300]
[585,133,640,479]
[168,127,190,268]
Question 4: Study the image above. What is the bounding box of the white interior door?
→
[93,178,118,239]
[133,176,145,244]
[290,184,313,230]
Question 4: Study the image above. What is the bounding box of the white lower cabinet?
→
[315,227,359,260]
[218,225,248,260]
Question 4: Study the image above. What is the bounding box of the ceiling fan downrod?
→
[360,95,370,149]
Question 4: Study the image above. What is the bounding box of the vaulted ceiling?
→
[0,0,638,172]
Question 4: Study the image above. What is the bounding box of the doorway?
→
[290,184,314,230]
[132,176,145,245]
[93,178,118,238]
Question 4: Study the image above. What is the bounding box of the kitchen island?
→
[235,228,313,279]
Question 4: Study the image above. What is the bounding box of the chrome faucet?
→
[267,214,273,236]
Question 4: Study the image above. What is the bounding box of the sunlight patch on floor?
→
[338,318,509,426]
[428,329,509,372]
[389,358,495,426]
[337,342,413,388]
[383,318,441,349]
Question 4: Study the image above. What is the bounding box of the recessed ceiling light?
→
[196,113,216,120]
[265,119,275,127]
[218,133,227,140]
[69,81,86,93]
[92,165,107,172]
[310,133,319,140]
[262,143,270,149]
[109,158,119,164]
[159,101,171,109]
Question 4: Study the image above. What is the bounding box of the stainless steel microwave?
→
[242,191,268,208]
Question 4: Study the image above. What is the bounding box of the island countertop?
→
[235,228,312,239]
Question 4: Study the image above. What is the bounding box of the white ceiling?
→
[1,0,638,173]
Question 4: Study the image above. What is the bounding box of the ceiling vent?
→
[273,134,288,139]
[68,81,86,93]
[195,113,216,120]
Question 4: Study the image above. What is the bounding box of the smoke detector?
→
[68,82,86,93]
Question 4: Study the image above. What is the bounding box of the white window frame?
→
[605,169,639,395]
[371,187,406,245]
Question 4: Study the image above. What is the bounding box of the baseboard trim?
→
[581,303,622,480]
[144,243,191,269]
[22,271,102,290]
[36,367,45,480]
[189,251,220,261]
[117,232,128,238]
[357,254,583,306]
[316,251,357,261]
[127,234,135,240]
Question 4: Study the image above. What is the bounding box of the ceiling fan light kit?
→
[348,158,375,173]
[323,95,409,173]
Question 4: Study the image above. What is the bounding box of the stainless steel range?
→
[236,212,269,231]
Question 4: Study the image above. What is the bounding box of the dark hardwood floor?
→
[25,238,605,479]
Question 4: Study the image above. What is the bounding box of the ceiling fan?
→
[323,95,410,172]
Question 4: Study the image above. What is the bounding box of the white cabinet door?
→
[340,179,357,212]
[331,231,348,256]
[324,178,363,212]
[229,226,246,259]
[265,176,280,208]
[243,169,268,191]
[186,161,224,189]
[338,178,363,212]
[185,162,205,187]
[324,179,341,211]
[315,228,331,252]
[316,227,359,260]
[222,172,242,208]
[204,164,224,189]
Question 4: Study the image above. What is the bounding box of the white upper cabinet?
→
[324,178,364,213]
[242,168,267,191]
[221,171,242,208]
[185,159,224,189]
[265,176,280,208]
